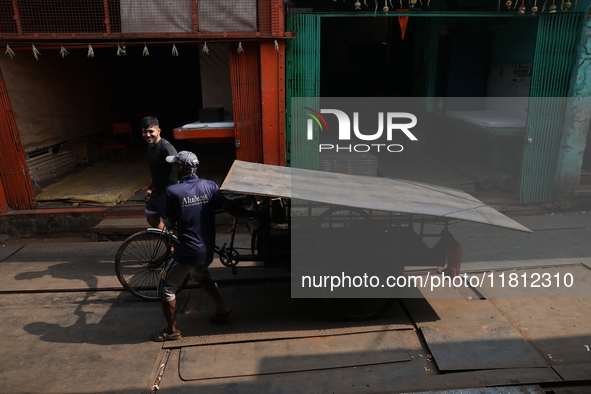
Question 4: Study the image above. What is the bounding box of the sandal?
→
[209,309,232,324]
[150,329,182,342]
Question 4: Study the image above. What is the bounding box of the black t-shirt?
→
[148,138,177,190]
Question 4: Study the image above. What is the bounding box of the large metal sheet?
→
[179,330,409,380]
[221,160,531,232]
[489,297,591,365]
[164,283,412,349]
[404,298,548,371]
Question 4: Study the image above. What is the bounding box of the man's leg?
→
[145,189,167,229]
[192,264,231,316]
[198,277,231,315]
[152,258,190,341]
[161,298,180,336]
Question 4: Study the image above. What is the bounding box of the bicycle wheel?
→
[115,230,181,301]
[318,206,369,229]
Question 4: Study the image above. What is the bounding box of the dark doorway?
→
[320,17,415,97]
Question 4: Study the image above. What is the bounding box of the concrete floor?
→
[1,212,591,393]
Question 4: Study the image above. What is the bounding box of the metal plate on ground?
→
[0,245,21,263]
[397,386,545,394]
[403,298,547,371]
[489,298,591,366]
[553,363,591,380]
[0,242,123,291]
[164,282,412,348]
[179,330,409,380]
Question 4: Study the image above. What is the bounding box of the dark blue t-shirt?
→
[165,175,228,264]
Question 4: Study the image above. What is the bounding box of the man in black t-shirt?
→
[141,116,178,229]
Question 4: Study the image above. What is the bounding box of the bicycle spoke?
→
[115,231,177,300]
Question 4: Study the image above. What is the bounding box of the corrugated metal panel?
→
[286,13,320,170]
[221,160,531,232]
[26,141,87,183]
[0,67,36,210]
[520,13,584,203]
[229,41,263,163]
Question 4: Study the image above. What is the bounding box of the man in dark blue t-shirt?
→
[151,151,231,342]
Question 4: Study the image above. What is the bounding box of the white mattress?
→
[446,110,526,129]
[182,121,235,129]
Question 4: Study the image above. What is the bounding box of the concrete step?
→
[91,217,149,241]
[91,213,243,241]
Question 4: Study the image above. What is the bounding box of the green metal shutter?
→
[286,13,321,170]
[520,12,584,203]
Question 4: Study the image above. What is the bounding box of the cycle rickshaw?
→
[115,160,530,319]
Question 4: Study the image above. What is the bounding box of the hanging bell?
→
[549,4,557,12]
[565,1,572,8]
[410,0,417,7]
[383,5,389,11]
[354,1,361,9]
[531,5,538,14]
[505,0,512,8]
[518,5,526,13]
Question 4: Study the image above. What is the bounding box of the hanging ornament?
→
[410,0,418,7]
[541,0,547,12]
[383,0,389,12]
[274,39,279,51]
[172,44,179,57]
[59,44,69,58]
[531,0,538,14]
[505,0,512,9]
[398,9,409,40]
[142,42,149,56]
[87,44,95,58]
[565,0,572,9]
[518,0,526,13]
[32,44,41,61]
[202,42,209,54]
[5,44,15,59]
[374,0,378,16]
[117,43,127,56]
[549,0,557,11]
[354,1,361,9]
[237,41,244,53]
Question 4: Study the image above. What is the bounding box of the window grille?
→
[0,0,280,39]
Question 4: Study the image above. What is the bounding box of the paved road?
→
[1,212,591,393]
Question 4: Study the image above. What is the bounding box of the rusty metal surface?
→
[220,160,531,232]
[552,363,591,380]
[397,386,545,394]
[164,283,412,349]
[179,330,409,380]
[489,298,591,367]
[403,298,548,371]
